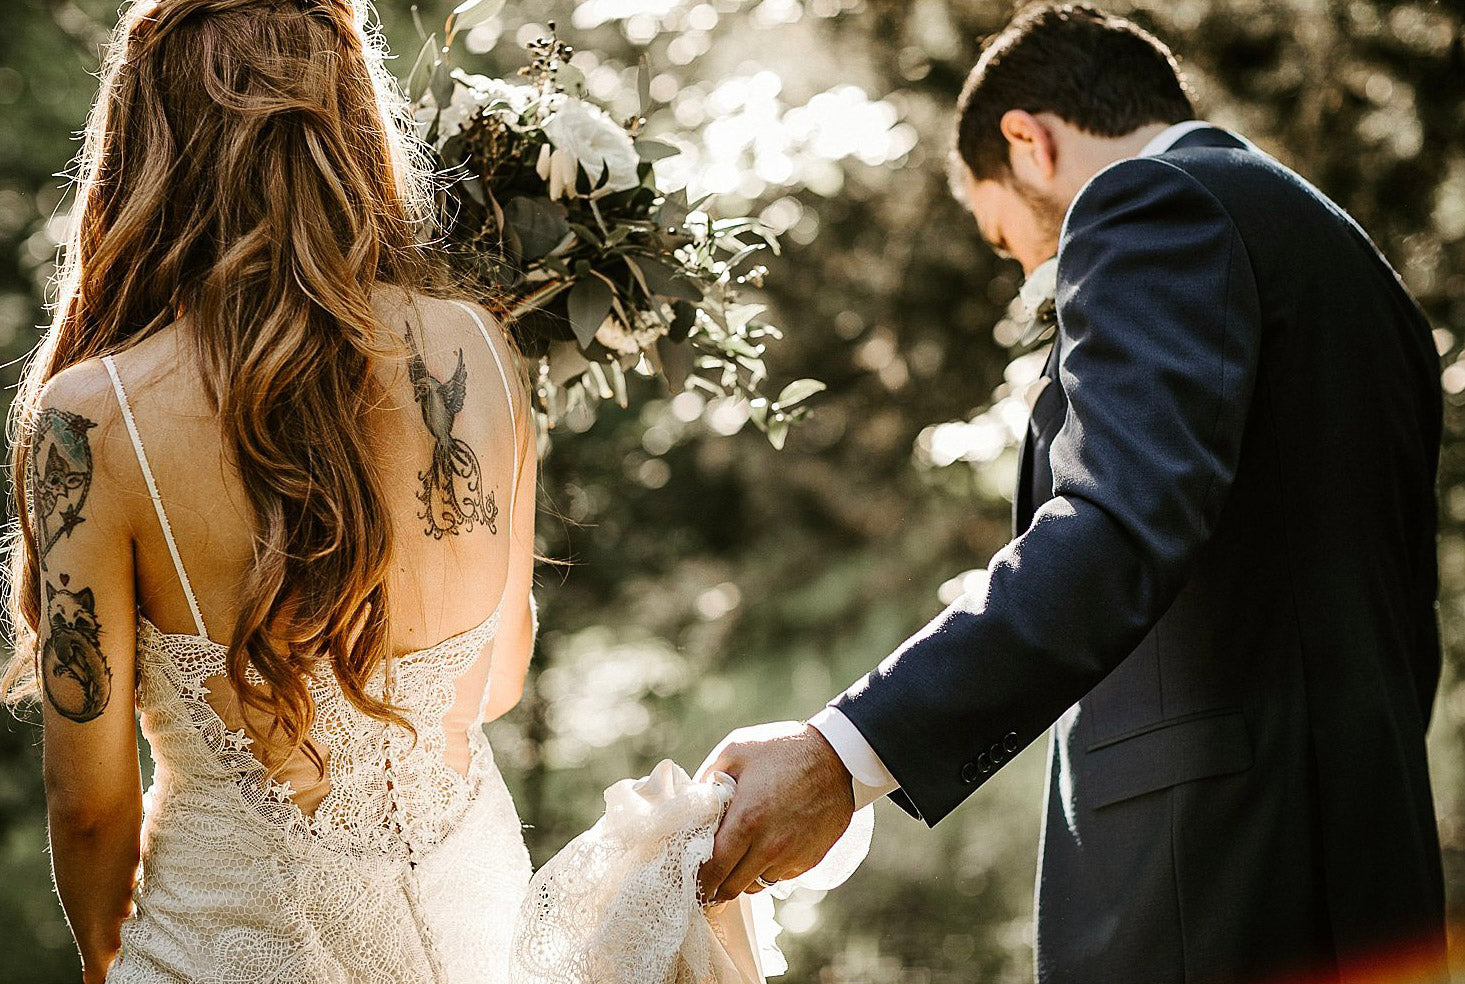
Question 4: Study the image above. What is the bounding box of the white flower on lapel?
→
[1019,257,1059,315]
[541,96,641,199]
[1017,256,1059,347]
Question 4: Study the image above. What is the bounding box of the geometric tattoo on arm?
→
[404,321,498,539]
[28,408,97,560]
[42,577,110,723]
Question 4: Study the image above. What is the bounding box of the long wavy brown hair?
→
[2,0,462,755]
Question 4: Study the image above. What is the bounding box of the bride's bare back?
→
[39,288,537,984]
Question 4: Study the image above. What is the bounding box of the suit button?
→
[977,752,992,774]
[1004,731,1020,753]
[989,743,1006,765]
[960,761,980,783]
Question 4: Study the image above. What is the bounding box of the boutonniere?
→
[1017,257,1059,347]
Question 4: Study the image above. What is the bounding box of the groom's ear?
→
[1000,110,1058,183]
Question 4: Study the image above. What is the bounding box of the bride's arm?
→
[31,368,143,984]
[482,382,538,723]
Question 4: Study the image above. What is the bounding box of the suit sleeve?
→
[832,157,1263,825]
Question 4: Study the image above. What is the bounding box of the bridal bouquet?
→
[409,0,823,446]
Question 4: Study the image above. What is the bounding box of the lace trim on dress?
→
[135,608,502,856]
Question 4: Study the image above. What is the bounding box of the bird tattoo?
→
[405,322,498,539]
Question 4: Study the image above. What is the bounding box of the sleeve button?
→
[989,742,1007,765]
[1004,731,1020,753]
[960,761,981,783]
[977,752,992,774]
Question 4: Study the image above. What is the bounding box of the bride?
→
[1,1,538,980]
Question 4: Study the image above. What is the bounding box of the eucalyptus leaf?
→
[777,378,826,408]
[450,0,506,34]
[621,255,653,302]
[655,189,690,231]
[637,53,652,114]
[557,62,587,98]
[504,196,570,261]
[567,222,602,247]
[407,34,437,103]
[567,278,614,349]
[457,175,486,205]
[669,301,696,342]
[635,256,703,301]
[430,60,455,113]
[635,140,680,162]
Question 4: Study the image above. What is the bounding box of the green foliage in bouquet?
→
[409,0,823,447]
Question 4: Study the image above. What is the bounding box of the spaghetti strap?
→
[102,356,209,638]
[447,299,521,524]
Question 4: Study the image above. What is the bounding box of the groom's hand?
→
[696,720,856,904]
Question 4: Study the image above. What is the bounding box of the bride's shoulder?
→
[35,355,134,434]
[31,356,147,503]
[372,283,503,332]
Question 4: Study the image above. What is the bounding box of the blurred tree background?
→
[2,0,1464,981]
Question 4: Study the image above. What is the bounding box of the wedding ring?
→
[754,876,777,889]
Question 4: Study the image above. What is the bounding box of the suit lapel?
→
[1013,337,1062,536]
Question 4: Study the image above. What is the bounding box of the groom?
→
[698,5,1449,982]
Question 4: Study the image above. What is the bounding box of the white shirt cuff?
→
[808,706,900,810]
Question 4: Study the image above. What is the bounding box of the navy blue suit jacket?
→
[833,128,1447,983]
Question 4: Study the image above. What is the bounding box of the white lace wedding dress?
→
[100,302,870,984]
[104,301,533,984]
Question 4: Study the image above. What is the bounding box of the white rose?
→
[541,96,641,197]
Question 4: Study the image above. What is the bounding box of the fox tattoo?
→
[42,579,110,723]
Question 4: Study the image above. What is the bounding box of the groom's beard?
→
[1011,176,1067,258]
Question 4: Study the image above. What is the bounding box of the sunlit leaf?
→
[777,378,826,407]
[450,0,506,34]
[407,34,437,103]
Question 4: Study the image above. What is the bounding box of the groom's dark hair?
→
[955,3,1194,181]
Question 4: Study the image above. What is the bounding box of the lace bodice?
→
[103,300,533,984]
[132,606,502,859]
